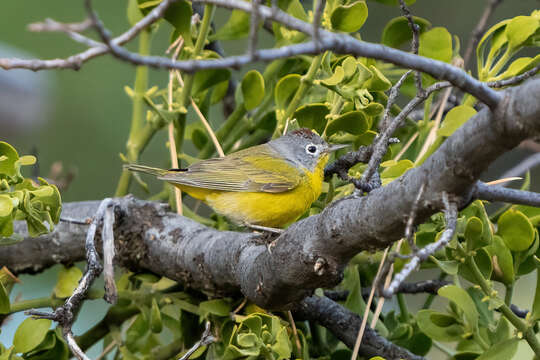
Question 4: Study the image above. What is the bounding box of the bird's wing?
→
[158,144,302,193]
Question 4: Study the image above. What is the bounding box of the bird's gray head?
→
[269,128,347,171]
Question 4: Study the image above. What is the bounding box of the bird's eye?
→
[306,144,317,154]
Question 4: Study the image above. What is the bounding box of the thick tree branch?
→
[3,79,539,311]
[295,296,424,360]
[473,182,540,207]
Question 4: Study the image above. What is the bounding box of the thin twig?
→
[488,64,540,88]
[399,0,423,95]
[102,205,117,304]
[178,321,215,360]
[168,37,184,215]
[415,86,452,164]
[313,0,326,51]
[174,71,225,157]
[463,0,503,68]
[28,18,101,48]
[357,71,412,192]
[287,310,302,354]
[247,0,261,58]
[350,247,389,360]
[383,193,458,298]
[27,198,113,360]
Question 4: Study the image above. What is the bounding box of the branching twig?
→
[178,321,215,360]
[399,0,423,95]
[28,18,100,48]
[356,71,411,192]
[463,0,503,68]
[27,198,114,360]
[383,193,458,298]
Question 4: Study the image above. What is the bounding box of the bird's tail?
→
[124,164,168,177]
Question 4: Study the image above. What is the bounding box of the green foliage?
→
[476,10,540,82]
[0,142,61,243]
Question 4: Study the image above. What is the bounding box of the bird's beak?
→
[326,144,350,153]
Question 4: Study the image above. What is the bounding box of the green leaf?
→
[275,74,301,110]
[532,256,540,321]
[497,209,535,252]
[150,298,163,333]
[326,111,369,136]
[163,1,192,39]
[13,318,51,353]
[459,248,492,284]
[430,257,459,275]
[331,1,368,33]
[464,216,484,251]
[476,338,519,360]
[53,266,82,298]
[487,235,514,284]
[0,281,9,314]
[321,66,345,86]
[505,15,539,49]
[380,159,413,179]
[364,66,392,91]
[0,141,19,178]
[438,285,478,331]
[192,69,231,96]
[211,10,251,40]
[488,318,511,345]
[0,195,14,238]
[199,299,231,317]
[437,105,477,137]
[417,309,464,342]
[382,16,431,48]
[293,103,329,134]
[241,70,265,111]
[419,27,453,63]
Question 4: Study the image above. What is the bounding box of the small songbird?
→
[126,128,346,229]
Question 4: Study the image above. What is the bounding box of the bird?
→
[126,128,347,230]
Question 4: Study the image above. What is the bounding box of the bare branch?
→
[463,0,503,67]
[247,0,262,58]
[473,181,540,207]
[102,205,117,304]
[28,18,93,33]
[0,0,176,71]
[399,0,423,95]
[488,64,540,88]
[383,193,458,298]
[313,0,326,51]
[27,199,114,360]
[296,296,425,360]
[178,322,215,360]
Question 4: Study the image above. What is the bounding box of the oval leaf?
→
[505,15,539,49]
[241,70,265,111]
[326,111,369,136]
[275,74,301,110]
[293,103,329,135]
[437,105,477,137]
[419,27,453,63]
[497,209,535,251]
[438,285,478,331]
[54,266,83,298]
[382,16,431,48]
[13,318,51,353]
[331,1,368,33]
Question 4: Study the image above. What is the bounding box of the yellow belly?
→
[173,165,325,228]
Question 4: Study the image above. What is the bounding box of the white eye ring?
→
[305,144,318,155]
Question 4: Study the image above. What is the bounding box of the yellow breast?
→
[173,154,328,228]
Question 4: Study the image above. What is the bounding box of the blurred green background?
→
[1,0,539,358]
